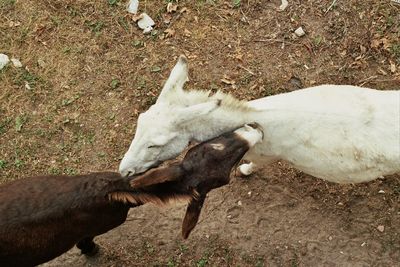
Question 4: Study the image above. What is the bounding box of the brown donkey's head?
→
[110,123,263,238]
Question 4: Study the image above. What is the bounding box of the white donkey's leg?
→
[238,162,257,176]
[234,123,263,177]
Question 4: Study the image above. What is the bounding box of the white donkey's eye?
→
[147,145,160,149]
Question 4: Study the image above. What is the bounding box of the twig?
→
[238,65,255,76]
[325,0,338,14]
[357,75,378,86]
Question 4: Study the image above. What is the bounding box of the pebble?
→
[127,0,139,14]
[0,53,10,70]
[378,189,385,194]
[11,58,22,68]
[377,225,385,232]
[137,13,155,34]
[294,27,306,37]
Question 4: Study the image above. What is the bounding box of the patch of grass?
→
[86,20,105,35]
[61,95,80,107]
[108,0,120,6]
[0,0,15,9]
[110,78,121,89]
[313,35,324,48]
[48,167,61,175]
[15,69,43,89]
[15,115,28,132]
[166,258,176,267]
[391,43,400,63]
[64,168,77,175]
[0,118,11,135]
[118,16,130,32]
[196,257,208,267]
[0,160,7,169]
[233,0,241,8]
[14,159,24,169]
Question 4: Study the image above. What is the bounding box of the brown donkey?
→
[0,124,263,266]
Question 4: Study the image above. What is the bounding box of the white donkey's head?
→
[119,56,221,177]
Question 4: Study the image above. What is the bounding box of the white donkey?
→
[120,55,400,184]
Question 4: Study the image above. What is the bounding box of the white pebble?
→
[0,53,10,70]
[137,13,155,34]
[11,58,22,68]
[127,0,139,14]
[237,200,242,206]
[377,225,385,232]
[294,27,305,37]
[378,189,385,194]
[279,0,289,11]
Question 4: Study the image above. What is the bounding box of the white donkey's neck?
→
[188,107,257,142]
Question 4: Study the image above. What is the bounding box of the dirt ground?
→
[1,0,400,266]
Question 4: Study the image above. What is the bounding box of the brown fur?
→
[0,127,254,266]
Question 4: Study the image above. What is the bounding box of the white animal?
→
[119,55,400,184]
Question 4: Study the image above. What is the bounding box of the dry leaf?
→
[163,13,172,24]
[390,61,396,73]
[167,3,178,13]
[164,28,175,38]
[360,45,366,54]
[184,29,192,37]
[378,68,387,75]
[221,75,235,85]
[131,13,144,22]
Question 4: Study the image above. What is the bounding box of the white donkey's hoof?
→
[234,123,263,147]
[238,162,256,176]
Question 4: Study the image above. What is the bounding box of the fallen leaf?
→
[221,75,235,85]
[163,13,172,24]
[164,28,175,38]
[184,29,192,37]
[390,61,396,73]
[167,3,178,13]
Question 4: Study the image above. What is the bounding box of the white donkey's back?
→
[246,85,400,183]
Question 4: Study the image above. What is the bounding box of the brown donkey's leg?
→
[76,237,99,256]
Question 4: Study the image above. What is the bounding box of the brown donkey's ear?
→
[130,164,184,189]
[182,194,206,239]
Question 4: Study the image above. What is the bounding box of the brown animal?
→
[0,124,262,266]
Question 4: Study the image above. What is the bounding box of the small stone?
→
[294,27,306,37]
[0,53,10,70]
[377,225,385,232]
[11,58,22,68]
[37,59,46,68]
[137,13,155,34]
[328,236,333,241]
[127,0,139,14]
[25,81,31,90]
[378,190,385,194]
[361,242,366,247]
[247,191,252,196]
[237,200,242,206]
[278,0,289,11]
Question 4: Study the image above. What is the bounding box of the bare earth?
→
[1,0,399,266]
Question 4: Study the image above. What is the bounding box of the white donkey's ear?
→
[175,99,221,125]
[157,55,189,104]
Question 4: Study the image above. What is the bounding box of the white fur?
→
[120,56,400,183]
